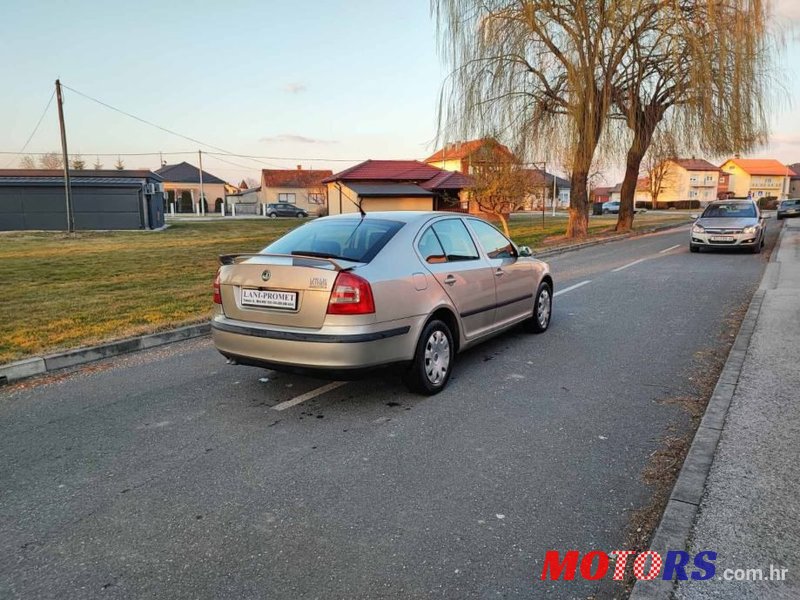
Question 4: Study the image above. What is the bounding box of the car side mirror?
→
[518,245,533,257]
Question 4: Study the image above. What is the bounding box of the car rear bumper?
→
[211,315,423,372]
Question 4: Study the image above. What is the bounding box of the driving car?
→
[211,211,553,395]
[689,199,766,253]
[777,199,800,220]
[266,202,308,218]
[602,201,620,214]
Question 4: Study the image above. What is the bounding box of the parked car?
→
[689,199,766,254]
[777,199,800,220]
[602,201,620,214]
[266,203,308,218]
[212,211,553,395]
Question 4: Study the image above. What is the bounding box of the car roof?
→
[321,211,474,226]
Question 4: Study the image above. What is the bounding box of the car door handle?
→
[495,268,505,277]
[443,275,457,286]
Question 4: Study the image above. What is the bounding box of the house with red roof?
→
[259,166,333,214]
[322,160,473,215]
[719,158,794,200]
[424,138,516,174]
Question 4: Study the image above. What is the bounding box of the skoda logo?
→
[261,269,271,282]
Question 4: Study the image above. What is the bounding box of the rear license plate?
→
[710,236,734,242]
[789,209,798,214]
[241,289,297,310]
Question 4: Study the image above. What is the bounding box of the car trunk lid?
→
[217,254,359,329]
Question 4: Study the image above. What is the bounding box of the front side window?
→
[430,219,479,262]
[468,219,515,259]
[278,193,296,203]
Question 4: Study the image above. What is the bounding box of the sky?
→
[0,0,798,185]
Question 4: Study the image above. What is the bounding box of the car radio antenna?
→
[336,182,366,218]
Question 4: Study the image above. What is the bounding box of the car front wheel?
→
[268,213,277,218]
[403,319,454,395]
[690,244,700,253]
[524,281,552,333]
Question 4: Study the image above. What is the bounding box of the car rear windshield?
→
[701,203,756,218]
[263,218,404,263]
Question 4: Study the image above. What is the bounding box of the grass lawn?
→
[0,212,691,363]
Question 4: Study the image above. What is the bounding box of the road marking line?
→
[612,258,648,272]
[659,244,681,254]
[554,280,592,296]
[272,381,347,411]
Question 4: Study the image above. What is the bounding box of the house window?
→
[765,177,773,186]
[689,176,699,184]
[705,175,714,183]
[308,193,325,205]
[278,193,296,203]
[689,190,698,199]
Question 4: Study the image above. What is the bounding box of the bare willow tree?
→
[612,0,774,231]
[433,0,665,237]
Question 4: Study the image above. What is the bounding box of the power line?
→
[204,151,365,163]
[4,90,56,167]
[0,150,192,157]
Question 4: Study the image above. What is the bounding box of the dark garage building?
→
[0,170,166,231]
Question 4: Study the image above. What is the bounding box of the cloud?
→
[259,134,338,145]
[283,82,307,94]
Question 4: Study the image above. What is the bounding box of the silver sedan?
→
[211,211,553,394]
[689,200,766,254]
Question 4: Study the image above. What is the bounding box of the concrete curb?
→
[628,227,783,599]
[534,221,690,259]
[0,323,210,386]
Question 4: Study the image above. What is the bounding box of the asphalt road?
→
[0,222,780,600]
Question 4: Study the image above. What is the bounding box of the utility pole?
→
[55,79,73,232]
[198,150,205,215]
[552,171,557,217]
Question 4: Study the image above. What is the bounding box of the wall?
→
[427,158,464,173]
[0,185,146,230]
[790,179,800,198]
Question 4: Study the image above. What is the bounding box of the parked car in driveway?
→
[689,199,766,253]
[602,201,620,214]
[777,199,800,220]
[211,211,553,394]
[266,203,308,218]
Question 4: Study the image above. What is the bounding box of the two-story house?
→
[718,158,793,200]
[649,159,721,206]
[788,163,800,198]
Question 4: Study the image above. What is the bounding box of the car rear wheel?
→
[268,213,277,219]
[403,319,453,395]
[297,212,307,218]
[602,209,609,214]
[524,281,552,333]
[690,244,699,253]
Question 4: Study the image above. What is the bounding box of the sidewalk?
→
[675,220,800,599]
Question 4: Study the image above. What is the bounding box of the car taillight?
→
[213,270,222,305]
[327,271,375,315]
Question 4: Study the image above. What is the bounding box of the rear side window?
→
[417,227,447,263]
[264,218,403,263]
[430,219,480,262]
[468,219,515,259]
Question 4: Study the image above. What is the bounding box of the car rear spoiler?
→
[218,253,351,271]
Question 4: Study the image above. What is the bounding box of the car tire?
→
[751,240,762,254]
[777,215,783,221]
[524,281,552,333]
[268,213,277,219]
[403,319,454,395]
[602,209,609,214]
[298,212,307,218]
[690,244,699,253]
